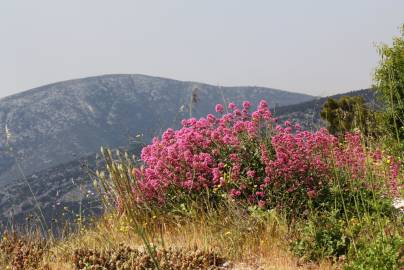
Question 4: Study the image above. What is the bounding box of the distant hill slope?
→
[274,88,378,130]
[0,153,100,228]
[0,74,314,227]
[0,74,314,188]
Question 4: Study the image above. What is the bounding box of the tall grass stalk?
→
[3,125,48,236]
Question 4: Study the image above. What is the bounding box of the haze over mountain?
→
[0,74,316,226]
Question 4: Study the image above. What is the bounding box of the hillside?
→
[0,153,100,228]
[0,74,313,226]
[0,74,313,186]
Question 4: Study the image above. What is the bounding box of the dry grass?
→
[31,209,335,270]
[0,204,337,269]
[0,200,339,269]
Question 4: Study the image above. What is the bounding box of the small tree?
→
[374,24,404,147]
[320,96,376,137]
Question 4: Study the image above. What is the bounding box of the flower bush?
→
[96,99,403,267]
[125,100,401,213]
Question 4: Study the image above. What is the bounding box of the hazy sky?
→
[1,1,403,98]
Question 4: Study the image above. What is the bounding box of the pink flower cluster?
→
[388,158,401,197]
[129,100,401,209]
[334,132,367,180]
[262,126,337,197]
[138,100,266,202]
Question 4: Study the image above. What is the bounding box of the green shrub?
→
[345,233,404,270]
[292,209,350,261]
[320,96,378,137]
[292,164,401,265]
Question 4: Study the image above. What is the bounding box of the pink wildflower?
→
[389,158,400,197]
[230,189,241,198]
[258,200,266,208]
[228,102,236,110]
[247,170,256,178]
[242,101,251,110]
[215,104,224,113]
[307,189,317,199]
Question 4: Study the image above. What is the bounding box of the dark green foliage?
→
[320,96,378,136]
[345,234,404,270]
[292,197,403,267]
[374,24,404,148]
[292,210,350,261]
[291,166,402,267]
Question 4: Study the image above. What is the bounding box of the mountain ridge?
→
[0,74,312,102]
